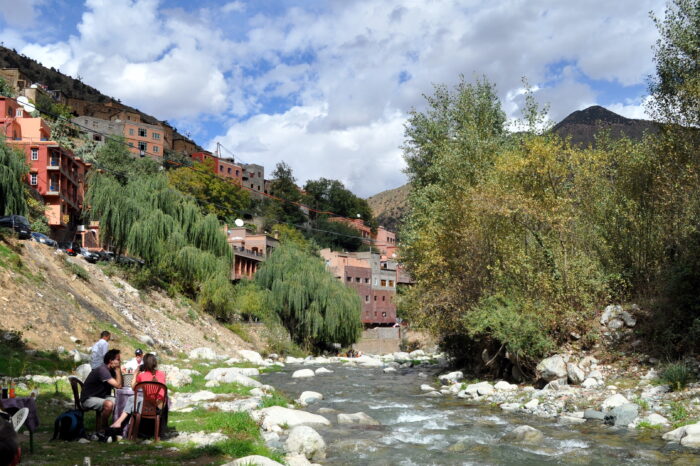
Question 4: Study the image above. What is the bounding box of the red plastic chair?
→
[127,381,168,442]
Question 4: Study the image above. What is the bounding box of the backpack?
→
[52,409,85,441]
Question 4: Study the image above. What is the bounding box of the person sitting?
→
[110,353,166,430]
[124,348,144,372]
[81,349,123,433]
[90,330,111,369]
[0,418,21,466]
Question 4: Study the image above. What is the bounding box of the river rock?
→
[604,404,638,427]
[315,367,333,375]
[543,378,568,391]
[500,403,520,412]
[393,352,411,361]
[420,384,435,392]
[337,412,380,426]
[298,391,323,406]
[567,364,585,385]
[169,390,217,411]
[464,381,494,397]
[602,394,629,411]
[285,425,326,461]
[224,455,284,466]
[600,304,623,325]
[439,371,463,385]
[581,378,601,389]
[285,454,315,466]
[171,431,227,446]
[619,310,636,327]
[189,347,218,360]
[494,381,517,391]
[292,369,315,378]
[409,350,425,358]
[236,350,264,364]
[202,398,261,413]
[286,356,305,364]
[253,406,331,431]
[583,409,606,420]
[643,413,670,426]
[587,369,604,380]
[663,422,700,448]
[354,356,384,368]
[607,318,624,330]
[206,367,260,380]
[559,415,587,425]
[75,363,92,381]
[317,408,338,414]
[501,425,544,445]
[579,356,598,370]
[524,399,539,410]
[536,355,567,382]
[383,367,397,373]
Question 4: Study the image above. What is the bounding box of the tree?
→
[167,160,250,223]
[303,178,375,227]
[0,77,15,98]
[255,243,362,350]
[268,162,307,225]
[93,136,159,181]
[0,140,28,216]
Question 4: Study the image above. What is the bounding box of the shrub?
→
[62,257,89,281]
[662,363,692,391]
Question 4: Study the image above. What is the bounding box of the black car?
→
[97,250,115,262]
[0,215,31,239]
[31,232,58,247]
[57,242,79,256]
[78,247,100,264]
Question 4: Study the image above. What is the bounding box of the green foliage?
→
[268,161,307,224]
[0,138,28,216]
[304,177,376,228]
[26,196,49,234]
[62,257,90,281]
[232,279,271,321]
[669,401,689,422]
[271,223,311,251]
[661,362,693,391]
[0,76,16,97]
[307,216,365,252]
[93,136,160,179]
[259,390,293,408]
[255,243,362,350]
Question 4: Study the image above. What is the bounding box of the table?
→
[2,397,39,453]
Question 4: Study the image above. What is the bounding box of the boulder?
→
[559,415,586,425]
[494,381,517,391]
[292,369,315,379]
[237,350,264,365]
[663,422,700,448]
[524,399,539,410]
[205,367,260,381]
[202,398,261,413]
[587,369,603,380]
[75,363,92,381]
[601,394,629,411]
[420,384,435,392]
[314,367,333,375]
[171,431,227,446]
[285,426,326,461]
[253,406,331,431]
[188,347,217,360]
[138,335,156,347]
[285,455,314,466]
[536,355,567,382]
[500,403,520,412]
[337,412,380,426]
[438,371,463,385]
[619,311,636,327]
[604,404,638,427]
[600,304,623,325]
[607,318,624,330]
[464,381,494,397]
[160,365,193,388]
[169,391,217,411]
[383,367,396,373]
[409,350,425,358]
[567,364,585,385]
[543,378,568,391]
[583,409,606,420]
[393,352,411,361]
[297,391,323,406]
[501,425,544,445]
[286,356,305,364]
[578,356,598,370]
[644,413,670,426]
[581,378,601,389]
[205,380,220,388]
[224,455,284,466]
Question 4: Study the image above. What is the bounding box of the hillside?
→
[367,183,411,234]
[0,236,254,356]
[552,105,658,147]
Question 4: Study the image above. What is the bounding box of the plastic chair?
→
[67,376,103,432]
[127,381,168,442]
[11,408,28,432]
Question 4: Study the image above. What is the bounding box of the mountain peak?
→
[555,105,631,127]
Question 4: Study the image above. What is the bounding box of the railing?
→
[231,246,265,260]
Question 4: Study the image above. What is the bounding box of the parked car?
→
[97,250,115,262]
[57,242,79,256]
[0,215,31,239]
[78,247,100,264]
[31,232,57,247]
[116,255,145,266]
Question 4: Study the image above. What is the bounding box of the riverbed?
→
[262,364,700,465]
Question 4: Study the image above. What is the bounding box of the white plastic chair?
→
[11,407,28,433]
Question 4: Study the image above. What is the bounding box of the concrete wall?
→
[353,327,401,354]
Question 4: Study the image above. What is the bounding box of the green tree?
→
[303,178,376,228]
[0,140,28,216]
[268,162,307,225]
[93,136,159,181]
[255,243,362,350]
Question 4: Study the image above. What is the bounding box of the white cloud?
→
[221,1,245,14]
[0,0,45,27]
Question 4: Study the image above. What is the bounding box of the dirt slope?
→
[367,183,411,234]
[0,238,252,356]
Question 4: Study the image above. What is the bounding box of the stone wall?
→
[353,327,401,354]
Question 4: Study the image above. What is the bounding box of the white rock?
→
[536,355,568,382]
[188,347,217,360]
[138,335,156,347]
[383,367,396,373]
[524,399,539,410]
[223,455,284,466]
[424,391,443,397]
[292,369,316,379]
[205,367,260,381]
[202,399,261,413]
[464,382,494,397]
[237,350,264,365]
[559,415,586,425]
[409,350,425,358]
[501,425,544,444]
[578,356,598,369]
[160,365,193,388]
[285,426,326,461]
[286,356,305,364]
[284,454,313,466]
[644,413,670,426]
[393,352,411,361]
[420,384,435,392]
[500,403,520,412]
[619,310,636,327]
[494,381,517,391]
[253,406,331,431]
[607,318,624,330]
[171,431,227,446]
[600,304,623,325]
[314,367,333,375]
[663,422,700,448]
[205,380,220,388]
[567,364,585,385]
[438,371,463,385]
[587,369,603,380]
[297,391,323,406]
[337,412,380,426]
[225,358,242,365]
[641,369,658,380]
[601,394,629,411]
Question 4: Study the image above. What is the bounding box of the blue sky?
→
[0,0,664,196]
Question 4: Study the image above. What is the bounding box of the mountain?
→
[551,105,658,147]
[367,183,410,234]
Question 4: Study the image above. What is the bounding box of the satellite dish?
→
[17,96,36,113]
[234,218,244,227]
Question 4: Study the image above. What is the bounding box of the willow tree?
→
[255,243,362,350]
[0,140,28,216]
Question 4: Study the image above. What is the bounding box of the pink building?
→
[227,227,279,280]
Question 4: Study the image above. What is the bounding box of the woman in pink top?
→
[110,353,166,429]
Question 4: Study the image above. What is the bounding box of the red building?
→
[0,97,90,237]
[191,151,243,186]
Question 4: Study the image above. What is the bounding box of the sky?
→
[0,0,665,197]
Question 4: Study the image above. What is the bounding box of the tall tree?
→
[0,140,28,216]
[303,178,375,226]
[268,162,307,225]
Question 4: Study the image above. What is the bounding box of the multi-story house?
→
[190,151,244,185]
[123,120,164,157]
[328,217,397,256]
[226,227,279,280]
[72,116,124,144]
[0,97,90,238]
[241,163,265,195]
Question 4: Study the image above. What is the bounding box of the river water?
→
[262,364,700,466]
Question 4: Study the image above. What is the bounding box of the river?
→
[261,364,700,465]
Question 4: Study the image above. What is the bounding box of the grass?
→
[669,401,689,423]
[174,375,254,396]
[259,391,293,409]
[62,257,90,281]
[0,332,75,377]
[661,362,693,392]
[636,420,663,430]
[633,397,650,411]
[225,323,253,344]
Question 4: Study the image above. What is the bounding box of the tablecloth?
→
[1,396,39,432]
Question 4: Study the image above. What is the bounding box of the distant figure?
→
[81,349,123,433]
[124,348,144,372]
[0,418,21,466]
[110,353,167,430]
[90,330,111,369]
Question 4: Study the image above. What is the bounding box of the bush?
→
[661,363,693,391]
[62,257,89,281]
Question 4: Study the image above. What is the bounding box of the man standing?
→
[81,349,122,433]
[90,331,111,369]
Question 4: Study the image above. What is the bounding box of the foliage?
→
[62,258,90,281]
[304,177,376,228]
[26,195,49,234]
[92,136,160,180]
[661,362,693,391]
[255,243,362,350]
[268,161,307,224]
[232,279,271,321]
[271,223,311,251]
[0,138,28,216]
[259,390,293,408]
[669,401,689,422]
[168,159,250,223]
[306,216,364,252]
[0,76,16,97]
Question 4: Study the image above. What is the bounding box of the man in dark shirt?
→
[81,349,123,431]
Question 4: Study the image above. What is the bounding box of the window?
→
[138,128,147,137]
[138,141,147,151]
[30,173,37,185]
[355,277,361,283]
[381,279,387,287]
[382,312,387,317]
[389,280,394,287]
[236,170,239,176]
[31,148,39,160]
[364,278,370,284]
[152,132,161,140]
[382,296,386,301]
[93,135,102,142]
[15,109,23,117]
[346,276,352,282]
[365,296,369,303]
[153,146,159,153]
[129,128,134,136]
[220,165,224,172]
[374,296,377,301]
[227,167,231,174]
[128,142,134,147]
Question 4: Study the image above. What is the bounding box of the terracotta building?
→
[328,217,397,256]
[227,227,279,280]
